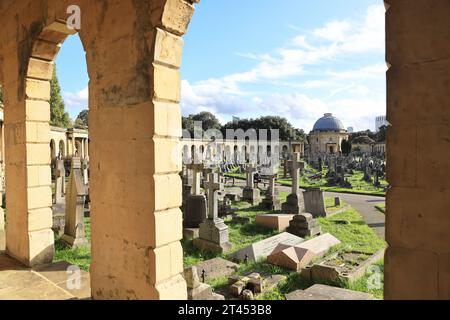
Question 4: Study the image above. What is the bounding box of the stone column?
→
[85,139,89,159]
[88,0,198,299]
[385,0,450,300]
[3,34,57,266]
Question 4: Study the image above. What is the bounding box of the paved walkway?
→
[0,254,90,300]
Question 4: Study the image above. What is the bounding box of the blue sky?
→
[56,0,386,132]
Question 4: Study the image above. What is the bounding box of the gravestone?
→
[193,173,232,253]
[303,188,328,218]
[255,214,295,232]
[267,244,315,271]
[286,213,321,238]
[334,197,341,207]
[184,163,207,228]
[54,159,66,204]
[61,157,88,248]
[81,158,89,185]
[285,284,373,300]
[231,232,304,262]
[262,172,281,211]
[242,164,261,205]
[282,153,305,214]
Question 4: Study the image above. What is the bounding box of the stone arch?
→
[0,0,198,300]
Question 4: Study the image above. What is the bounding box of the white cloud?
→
[181,4,386,132]
[62,87,88,118]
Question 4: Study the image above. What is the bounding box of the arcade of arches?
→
[0,0,449,300]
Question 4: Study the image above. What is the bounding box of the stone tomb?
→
[303,188,328,218]
[282,153,305,214]
[61,157,88,248]
[193,173,233,253]
[255,214,295,232]
[231,232,304,262]
[286,213,321,238]
[242,164,261,205]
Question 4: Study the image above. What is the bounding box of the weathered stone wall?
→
[385,0,450,299]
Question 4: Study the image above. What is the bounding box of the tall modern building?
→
[375,115,387,132]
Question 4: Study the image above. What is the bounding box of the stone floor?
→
[0,254,91,300]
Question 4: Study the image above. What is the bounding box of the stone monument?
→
[262,168,281,211]
[193,173,232,253]
[242,164,261,205]
[281,153,305,214]
[286,213,321,238]
[303,188,328,218]
[61,157,88,248]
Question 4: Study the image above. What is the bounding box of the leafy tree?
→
[75,109,89,128]
[50,67,71,128]
[341,139,352,155]
[182,111,222,137]
[376,125,387,142]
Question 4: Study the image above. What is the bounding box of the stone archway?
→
[0,0,198,300]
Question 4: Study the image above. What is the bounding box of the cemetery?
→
[0,0,448,301]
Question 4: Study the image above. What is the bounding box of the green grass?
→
[53,217,91,271]
[279,169,387,197]
[375,203,385,213]
[53,194,386,299]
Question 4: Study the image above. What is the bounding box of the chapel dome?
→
[312,113,346,132]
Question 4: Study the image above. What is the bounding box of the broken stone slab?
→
[255,214,296,232]
[297,233,341,256]
[230,232,304,262]
[194,257,239,281]
[285,284,374,300]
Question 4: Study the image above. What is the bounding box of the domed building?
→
[309,113,349,154]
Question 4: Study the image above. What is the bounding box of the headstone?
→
[81,158,89,185]
[54,159,66,204]
[242,164,261,205]
[61,157,88,248]
[194,257,239,280]
[255,214,295,232]
[231,232,304,262]
[286,213,321,238]
[184,162,207,228]
[183,228,199,240]
[262,173,281,211]
[281,153,305,214]
[193,173,232,253]
[334,197,341,207]
[303,188,327,218]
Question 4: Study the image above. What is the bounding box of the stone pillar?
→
[3,29,57,265]
[55,160,66,204]
[88,0,198,299]
[85,139,89,159]
[385,0,450,300]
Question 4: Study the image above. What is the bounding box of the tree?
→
[75,109,89,128]
[50,67,71,128]
[341,139,352,155]
[376,125,387,142]
[182,111,222,137]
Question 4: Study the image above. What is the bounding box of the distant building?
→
[347,127,354,133]
[375,116,387,132]
[309,113,349,154]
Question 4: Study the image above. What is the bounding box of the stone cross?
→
[245,164,258,188]
[186,163,204,195]
[204,172,223,220]
[288,153,304,195]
